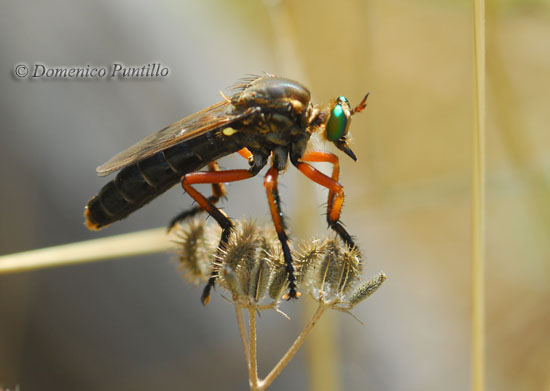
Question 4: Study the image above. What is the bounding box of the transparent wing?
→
[97,100,245,176]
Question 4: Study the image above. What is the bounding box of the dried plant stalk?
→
[174,219,386,390]
[472,0,487,390]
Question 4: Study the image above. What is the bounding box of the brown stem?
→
[259,304,327,390]
[234,305,250,371]
[249,309,259,390]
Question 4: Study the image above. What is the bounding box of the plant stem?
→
[234,305,250,370]
[259,303,327,390]
[249,309,259,390]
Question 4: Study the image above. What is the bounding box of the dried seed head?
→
[220,220,261,273]
[248,258,271,303]
[346,272,387,308]
[174,219,214,283]
[220,264,244,301]
[173,219,385,311]
[294,238,328,283]
[304,238,362,303]
[214,220,283,307]
[267,254,288,302]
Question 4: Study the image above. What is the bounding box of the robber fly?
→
[85,74,368,304]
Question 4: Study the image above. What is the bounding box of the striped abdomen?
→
[85,130,243,230]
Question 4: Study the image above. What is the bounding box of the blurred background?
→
[0,0,548,390]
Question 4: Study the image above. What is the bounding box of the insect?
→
[85,75,368,304]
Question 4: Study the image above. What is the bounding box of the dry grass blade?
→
[0,228,175,274]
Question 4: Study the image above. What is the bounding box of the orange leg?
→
[264,166,300,299]
[168,162,226,230]
[295,153,355,248]
[301,151,340,213]
[168,150,253,230]
[181,167,254,305]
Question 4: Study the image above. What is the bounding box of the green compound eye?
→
[326,99,348,142]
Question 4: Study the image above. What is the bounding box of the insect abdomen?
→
[85,151,179,230]
[85,132,243,230]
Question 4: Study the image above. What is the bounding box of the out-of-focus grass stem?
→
[472,0,487,390]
